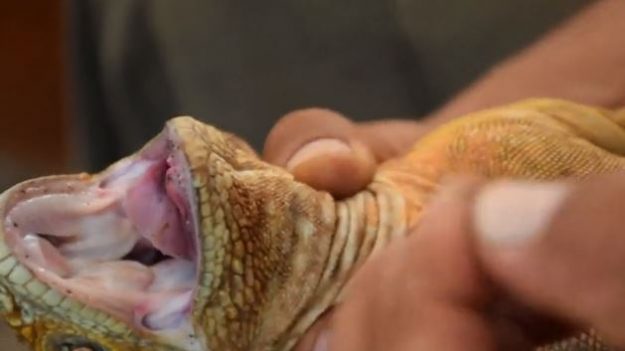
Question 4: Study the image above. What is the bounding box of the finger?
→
[309,178,585,351]
[315,179,503,351]
[356,119,429,161]
[473,173,625,347]
[263,108,377,198]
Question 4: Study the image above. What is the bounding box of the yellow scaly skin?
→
[0,98,624,350]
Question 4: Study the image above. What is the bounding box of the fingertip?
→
[469,177,625,345]
[289,138,376,198]
[472,181,571,248]
[263,108,355,166]
[263,108,376,197]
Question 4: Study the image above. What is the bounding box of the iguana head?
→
[0,117,336,350]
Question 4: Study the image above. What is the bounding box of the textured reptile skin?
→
[0,98,624,350]
[374,99,625,351]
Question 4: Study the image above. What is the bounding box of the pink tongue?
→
[124,162,191,259]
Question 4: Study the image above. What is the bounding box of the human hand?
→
[294,174,625,350]
[263,108,431,198]
[264,108,625,350]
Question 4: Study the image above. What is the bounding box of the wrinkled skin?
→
[1,99,625,350]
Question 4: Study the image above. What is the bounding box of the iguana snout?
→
[4,149,198,330]
[0,117,204,350]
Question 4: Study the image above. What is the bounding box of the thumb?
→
[263,108,377,198]
[473,173,625,347]
[263,108,424,198]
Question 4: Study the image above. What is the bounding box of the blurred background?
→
[0,1,66,191]
[0,1,63,347]
[0,0,588,184]
[0,0,589,349]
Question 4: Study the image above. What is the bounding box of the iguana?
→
[0,98,624,351]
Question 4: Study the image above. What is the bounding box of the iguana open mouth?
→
[2,131,200,333]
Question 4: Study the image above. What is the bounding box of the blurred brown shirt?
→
[68,0,587,171]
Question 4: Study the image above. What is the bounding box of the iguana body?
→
[0,98,623,350]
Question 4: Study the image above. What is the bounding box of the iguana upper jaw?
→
[1,128,201,334]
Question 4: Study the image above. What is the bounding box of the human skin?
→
[261,1,625,349]
[0,2,623,350]
[299,174,625,350]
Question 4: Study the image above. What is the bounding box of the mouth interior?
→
[3,138,199,332]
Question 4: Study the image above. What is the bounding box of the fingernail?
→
[286,138,353,171]
[473,181,571,246]
[312,330,330,351]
